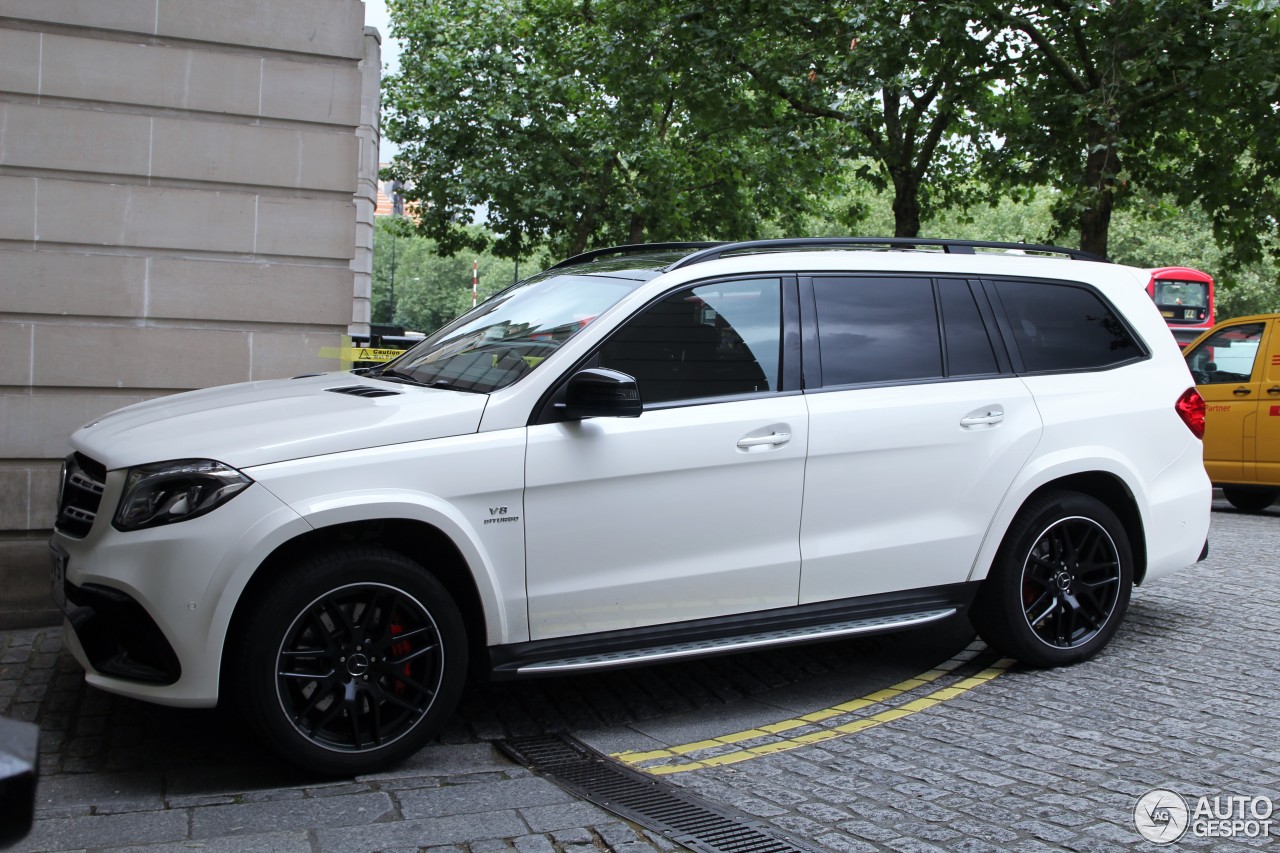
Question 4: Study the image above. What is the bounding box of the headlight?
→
[113,459,253,531]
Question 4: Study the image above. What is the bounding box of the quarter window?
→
[599,278,782,405]
[994,280,1143,372]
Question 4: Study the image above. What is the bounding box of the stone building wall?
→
[0,0,378,626]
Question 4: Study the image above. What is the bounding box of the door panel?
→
[524,397,807,639]
[1256,320,1280,485]
[1185,321,1266,483]
[799,378,1040,603]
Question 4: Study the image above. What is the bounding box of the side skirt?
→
[488,582,979,679]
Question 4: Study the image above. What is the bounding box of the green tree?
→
[975,1,1280,260]
[382,0,838,260]
[372,219,533,333]
[675,0,1004,237]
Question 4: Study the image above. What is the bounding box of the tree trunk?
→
[1078,129,1119,259]
[890,167,922,238]
[627,213,647,245]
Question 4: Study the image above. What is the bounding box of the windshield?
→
[374,271,645,393]
[1153,280,1208,309]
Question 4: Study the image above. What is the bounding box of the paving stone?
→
[518,801,614,834]
[398,776,571,820]
[8,809,190,852]
[315,811,530,850]
[107,831,313,852]
[191,791,396,838]
[512,833,555,853]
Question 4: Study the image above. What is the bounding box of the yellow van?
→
[1183,313,1280,510]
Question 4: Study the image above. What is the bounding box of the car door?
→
[524,277,807,640]
[1184,320,1267,483]
[798,276,1041,604]
[1253,318,1280,485]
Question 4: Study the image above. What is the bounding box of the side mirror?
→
[557,368,642,419]
[0,716,39,847]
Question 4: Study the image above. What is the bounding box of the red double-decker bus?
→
[1147,266,1215,345]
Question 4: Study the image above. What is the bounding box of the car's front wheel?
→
[236,545,467,775]
[970,491,1133,667]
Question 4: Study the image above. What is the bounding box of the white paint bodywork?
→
[50,249,1212,707]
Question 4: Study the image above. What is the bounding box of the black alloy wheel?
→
[237,546,466,775]
[1018,516,1123,650]
[970,490,1133,667]
[276,582,444,754]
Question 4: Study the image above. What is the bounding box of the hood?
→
[71,373,488,471]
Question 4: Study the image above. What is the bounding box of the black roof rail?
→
[546,242,723,272]
[666,237,1107,269]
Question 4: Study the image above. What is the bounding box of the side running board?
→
[515,608,957,675]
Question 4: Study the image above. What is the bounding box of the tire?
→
[970,491,1133,667]
[234,545,467,776]
[1221,486,1279,513]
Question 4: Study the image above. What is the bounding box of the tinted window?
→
[938,279,999,376]
[994,281,1142,372]
[1184,322,1265,383]
[600,278,781,404]
[813,277,942,385]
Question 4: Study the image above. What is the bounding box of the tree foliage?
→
[671,1,1005,237]
[974,1,1280,259]
[382,0,839,260]
[382,0,1280,266]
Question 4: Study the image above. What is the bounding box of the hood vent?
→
[325,385,402,399]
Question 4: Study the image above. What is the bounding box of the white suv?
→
[50,239,1212,774]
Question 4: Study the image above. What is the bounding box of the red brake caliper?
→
[390,622,412,696]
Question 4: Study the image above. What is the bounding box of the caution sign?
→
[343,347,403,363]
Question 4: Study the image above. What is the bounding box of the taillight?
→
[1175,388,1206,439]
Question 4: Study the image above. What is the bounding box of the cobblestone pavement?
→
[2,498,1276,851]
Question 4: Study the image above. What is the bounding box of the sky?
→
[363,0,403,163]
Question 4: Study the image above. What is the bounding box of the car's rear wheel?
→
[236,545,466,775]
[1221,486,1279,512]
[970,491,1132,667]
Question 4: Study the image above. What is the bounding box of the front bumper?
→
[49,468,310,708]
[56,576,182,685]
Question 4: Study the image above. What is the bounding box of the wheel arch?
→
[974,470,1148,587]
[1028,473,1146,583]
[221,518,493,697]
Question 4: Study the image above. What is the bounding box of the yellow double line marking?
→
[612,645,1015,775]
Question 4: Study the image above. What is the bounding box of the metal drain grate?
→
[499,734,825,853]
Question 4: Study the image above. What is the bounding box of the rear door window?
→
[811,277,942,386]
[808,276,1003,387]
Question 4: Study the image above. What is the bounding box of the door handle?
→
[736,432,791,449]
[961,406,1005,427]
[1233,388,1252,396]
[1268,387,1280,395]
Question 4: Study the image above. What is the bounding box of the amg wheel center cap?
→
[1054,570,1073,592]
[346,652,371,677]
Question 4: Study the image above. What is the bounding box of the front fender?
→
[280,489,520,645]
